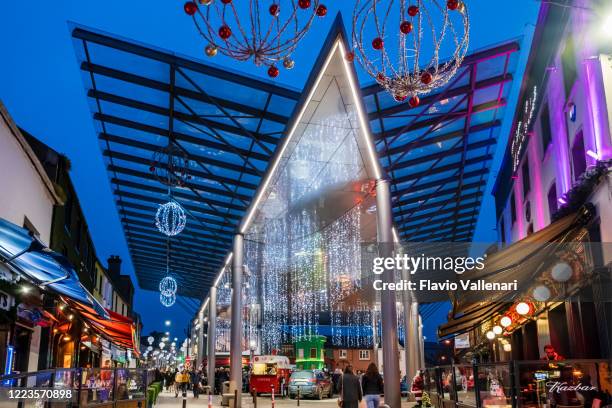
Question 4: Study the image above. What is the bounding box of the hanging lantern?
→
[515,301,532,316]
[352,0,469,102]
[160,292,176,307]
[500,315,512,328]
[533,285,551,302]
[503,343,512,352]
[155,201,187,237]
[492,325,503,335]
[159,276,178,296]
[551,261,572,282]
[184,0,327,71]
[485,331,495,340]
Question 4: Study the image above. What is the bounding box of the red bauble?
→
[268,65,280,78]
[184,1,197,15]
[372,37,384,50]
[316,4,327,17]
[221,0,232,3]
[149,166,155,172]
[298,0,311,9]
[420,72,433,84]
[345,51,355,62]
[400,21,413,34]
[376,72,387,83]
[409,96,420,107]
[394,94,407,102]
[447,0,459,10]
[218,25,232,39]
[269,4,280,16]
[407,5,419,16]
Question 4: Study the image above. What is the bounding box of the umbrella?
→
[0,217,109,319]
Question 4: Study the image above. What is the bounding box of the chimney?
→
[107,255,122,280]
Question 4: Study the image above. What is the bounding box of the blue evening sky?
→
[0,1,540,341]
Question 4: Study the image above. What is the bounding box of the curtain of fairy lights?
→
[215,266,231,353]
[243,240,260,352]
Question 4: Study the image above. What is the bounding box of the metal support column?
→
[198,311,205,369]
[418,314,425,368]
[375,179,401,408]
[207,286,217,392]
[230,234,244,406]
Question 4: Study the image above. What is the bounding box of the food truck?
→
[249,355,292,395]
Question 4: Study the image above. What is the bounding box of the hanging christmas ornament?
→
[185,0,326,71]
[353,0,469,102]
[150,143,190,188]
[205,44,218,57]
[159,276,178,296]
[160,292,176,307]
[155,201,187,237]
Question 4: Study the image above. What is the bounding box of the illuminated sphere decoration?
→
[184,0,327,73]
[159,276,178,296]
[352,0,469,104]
[503,343,512,352]
[533,285,551,302]
[160,291,176,307]
[147,336,154,345]
[485,331,495,340]
[500,315,512,328]
[155,201,187,237]
[551,261,572,282]
[515,301,531,316]
[492,325,503,335]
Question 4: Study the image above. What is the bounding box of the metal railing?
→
[422,359,611,408]
[0,367,155,407]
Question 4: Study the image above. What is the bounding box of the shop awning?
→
[0,218,109,319]
[67,299,139,354]
[438,206,593,338]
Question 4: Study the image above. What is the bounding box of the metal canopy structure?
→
[72,26,300,299]
[73,24,520,299]
[364,41,520,243]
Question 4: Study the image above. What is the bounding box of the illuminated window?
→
[339,349,347,359]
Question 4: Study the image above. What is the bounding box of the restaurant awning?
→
[0,218,109,320]
[438,205,593,338]
[67,299,139,354]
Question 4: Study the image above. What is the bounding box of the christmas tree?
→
[421,391,433,408]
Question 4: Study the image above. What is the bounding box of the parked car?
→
[288,370,333,400]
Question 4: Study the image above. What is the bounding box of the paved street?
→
[155,390,417,407]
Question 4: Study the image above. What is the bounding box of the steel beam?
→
[229,234,243,405]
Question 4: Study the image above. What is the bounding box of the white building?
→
[0,100,62,373]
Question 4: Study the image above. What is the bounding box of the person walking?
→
[338,365,363,408]
[362,363,384,408]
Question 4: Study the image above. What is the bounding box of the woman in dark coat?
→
[362,363,384,408]
[339,365,363,408]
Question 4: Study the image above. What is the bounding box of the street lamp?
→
[165,320,171,326]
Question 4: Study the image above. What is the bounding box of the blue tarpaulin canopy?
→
[0,218,109,320]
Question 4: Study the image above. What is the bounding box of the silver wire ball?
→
[160,291,176,307]
[352,0,469,102]
[155,201,187,237]
[159,276,178,296]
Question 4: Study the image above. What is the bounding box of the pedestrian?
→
[338,365,362,408]
[192,370,202,398]
[412,370,425,407]
[362,363,384,408]
[332,367,342,395]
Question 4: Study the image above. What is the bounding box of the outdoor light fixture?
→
[486,331,496,340]
[515,302,531,315]
[21,285,30,294]
[63,335,71,341]
[68,314,74,321]
[165,320,171,326]
[551,261,572,282]
[493,325,503,335]
[587,150,600,160]
[500,316,512,327]
[533,285,551,302]
[503,343,512,352]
